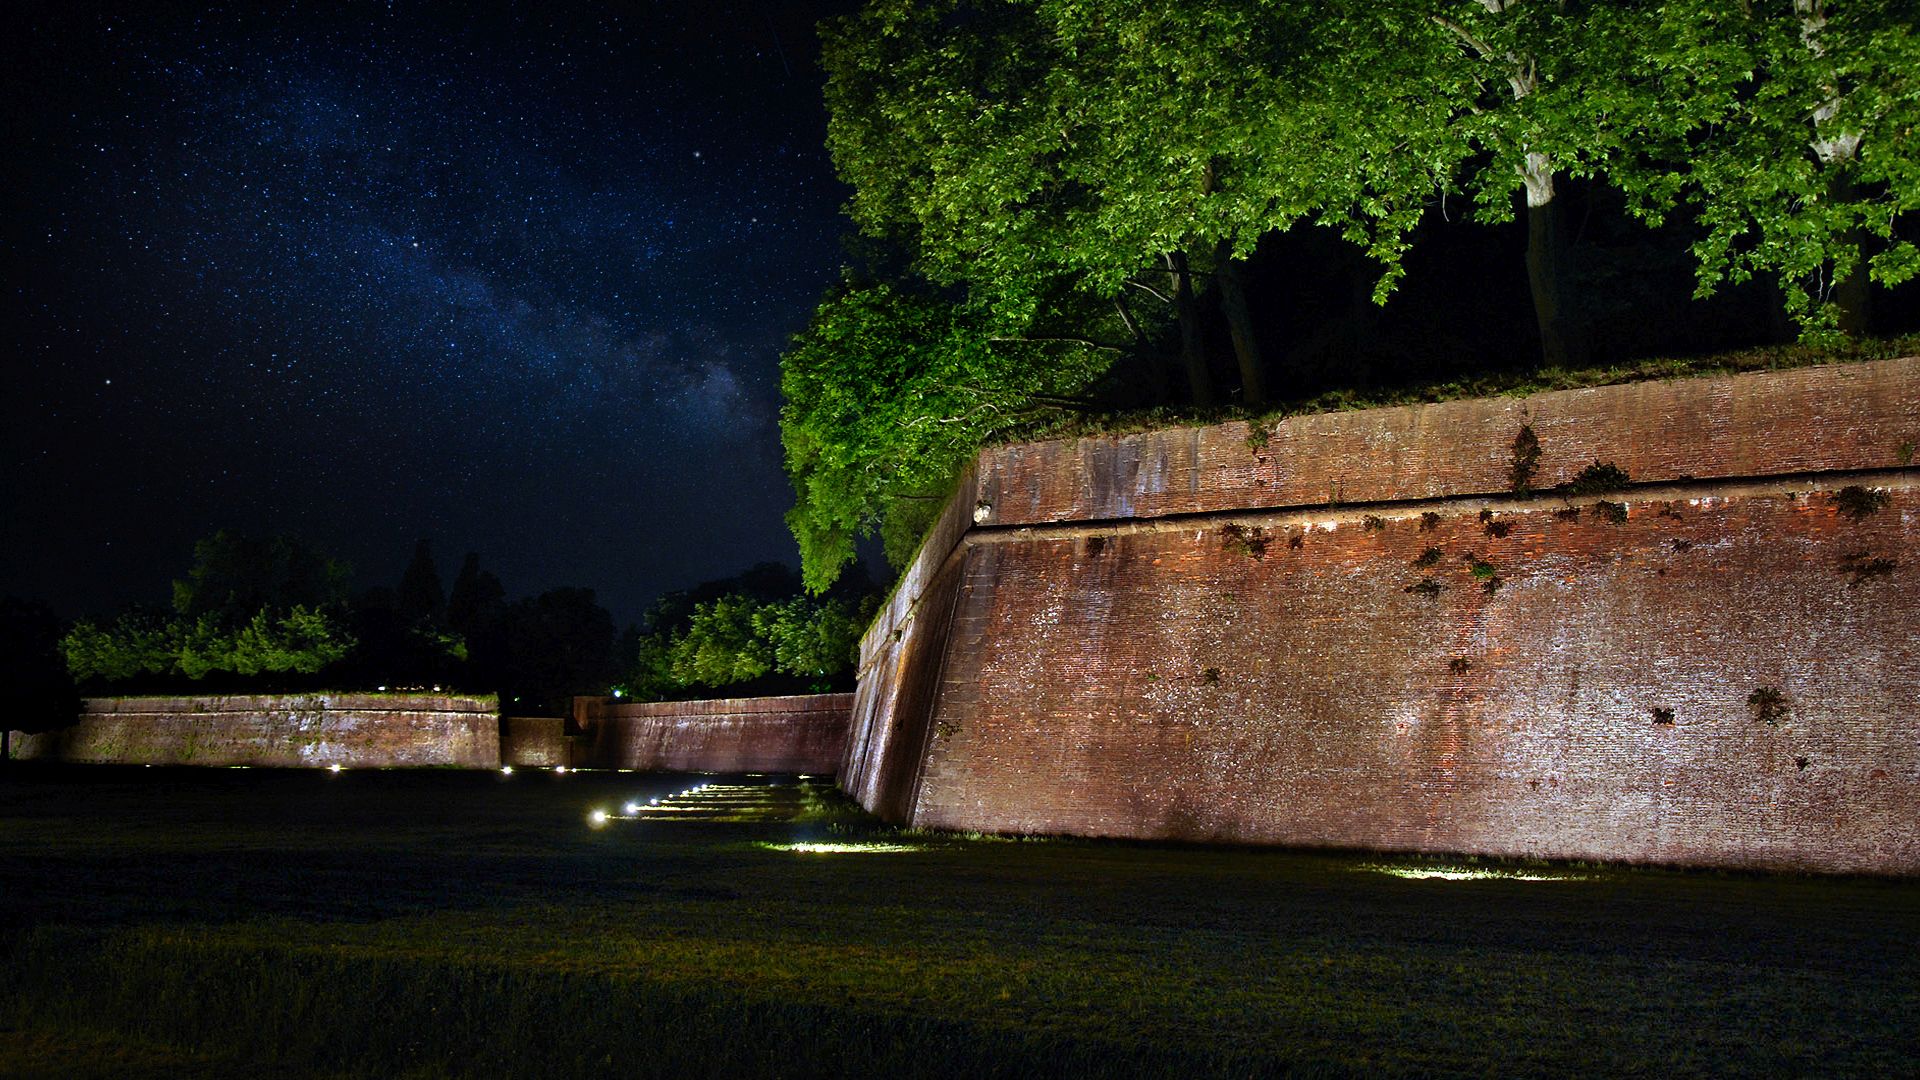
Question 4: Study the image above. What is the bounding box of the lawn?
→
[0,765,1913,1078]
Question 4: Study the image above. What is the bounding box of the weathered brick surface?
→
[9,693,500,768]
[847,464,979,812]
[851,359,1920,873]
[974,358,1920,526]
[576,693,851,775]
[501,716,573,768]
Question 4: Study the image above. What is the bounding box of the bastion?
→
[847,357,1920,874]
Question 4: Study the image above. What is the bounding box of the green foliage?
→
[61,531,363,687]
[1748,686,1791,726]
[62,606,354,684]
[170,531,350,622]
[1833,485,1889,519]
[1563,461,1632,497]
[1612,1,1920,338]
[621,592,878,701]
[1510,425,1542,496]
[781,284,1106,591]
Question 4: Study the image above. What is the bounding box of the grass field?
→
[0,764,1914,1078]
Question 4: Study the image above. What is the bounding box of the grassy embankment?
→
[1,766,1915,1078]
[1005,332,1920,443]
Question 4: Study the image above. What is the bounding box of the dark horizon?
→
[3,1,859,627]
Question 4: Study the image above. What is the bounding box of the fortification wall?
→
[8,693,500,768]
[575,693,852,775]
[850,358,1920,874]
[501,716,573,768]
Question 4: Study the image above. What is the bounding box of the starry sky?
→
[3,1,860,626]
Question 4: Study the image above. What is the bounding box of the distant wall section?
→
[9,693,500,768]
[574,693,852,775]
[501,716,574,768]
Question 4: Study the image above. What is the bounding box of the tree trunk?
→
[1214,243,1267,408]
[1829,175,1873,336]
[1522,157,1585,369]
[1114,297,1170,405]
[1168,252,1215,407]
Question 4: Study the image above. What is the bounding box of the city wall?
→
[8,693,500,768]
[501,715,575,768]
[848,358,1920,874]
[574,693,852,775]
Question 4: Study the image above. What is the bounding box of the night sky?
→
[3,1,857,626]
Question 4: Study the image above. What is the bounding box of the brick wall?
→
[8,693,500,768]
[575,693,852,775]
[850,358,1920,874]
[501,716,573,768]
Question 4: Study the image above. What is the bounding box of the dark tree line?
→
[53,533,621,718]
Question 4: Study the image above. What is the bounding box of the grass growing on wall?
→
[1004,333,1920,444]
[1,767,1916,1078]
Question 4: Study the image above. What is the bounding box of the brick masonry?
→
[575,693,852,775]
[8,693,500,768]
[849,358,1920,873]
[501,716,573,768]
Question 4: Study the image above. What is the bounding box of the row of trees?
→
[56,533,621,716]
[45,537,876,719]
[618,562,878,700]
[783,0,1919,591]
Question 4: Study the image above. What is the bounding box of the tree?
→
[446,553,506,639]
[820,0,1457,405]
[495,588,617,715]
[62,606,353,685]
[0,598,80,762]
[396,538,446,627]
[170,531,350,623]
[62,532,358,689]
[782,282,1108,590]
[1615,0,1920,339]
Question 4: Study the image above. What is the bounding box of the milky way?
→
[3,2,856,624]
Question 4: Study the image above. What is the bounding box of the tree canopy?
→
[788,0,1920,591]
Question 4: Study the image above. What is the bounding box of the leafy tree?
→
[0,598,80,761]
[820,0,1459,405]
[62,606,353,685]
[170,531,350,623]
[1614,0,1920,339]
[395,538,446,627]
[623,593,875,700]
[782,282,1108,590]
[446,552,506,639]
[61,531,359,688]
[495,587,617,715]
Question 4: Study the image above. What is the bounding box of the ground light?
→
[327,763,343,774]
[1361,863,1588,882]
[500,765,514,776]
[756,841,927,855]
[588,809,610,828]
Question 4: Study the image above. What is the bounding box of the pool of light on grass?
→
[757,841,928,855]
[1362,863,1587,882]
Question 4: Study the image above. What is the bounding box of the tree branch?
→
[1112,296,1151,349]
[1125,279,1172,304]
[1432,14,1496,62]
